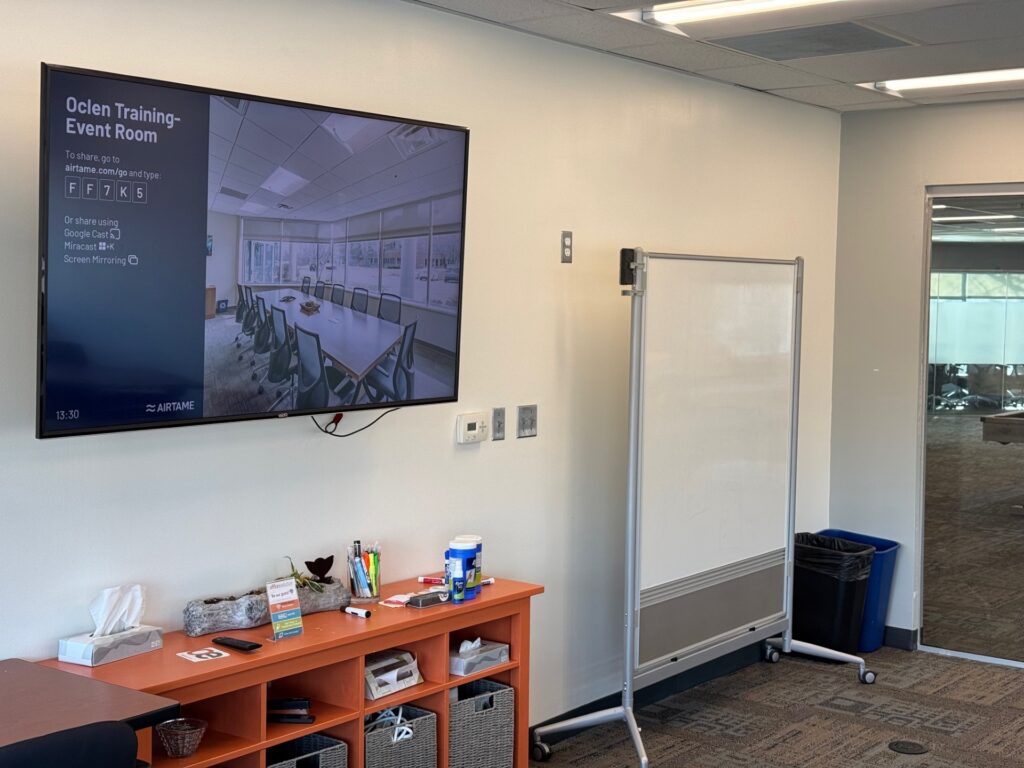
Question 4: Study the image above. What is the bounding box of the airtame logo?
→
[145,400,196,414]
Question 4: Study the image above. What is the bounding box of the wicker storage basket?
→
[364,705,436,768]
[267,733,348,768]
[449,679,514,768]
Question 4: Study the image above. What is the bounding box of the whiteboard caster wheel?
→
[531,742,553,762]
[859,670,876,685]
[765,646,781,664]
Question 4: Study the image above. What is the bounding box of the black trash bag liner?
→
[795,533,874,582]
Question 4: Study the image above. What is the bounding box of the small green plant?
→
[284,556,324,593]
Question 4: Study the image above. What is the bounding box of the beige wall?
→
[207,211,240,305]
[832,100,1024,631]
[0,0,839,720]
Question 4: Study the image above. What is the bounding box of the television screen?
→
[38,65,468,437]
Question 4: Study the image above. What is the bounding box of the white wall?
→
[0,0,839,721]
[832,100,1024,631]
[207,211,240,306]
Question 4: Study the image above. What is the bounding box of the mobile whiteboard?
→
[631,252,803,683]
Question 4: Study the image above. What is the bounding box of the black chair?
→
[294,323,358,410]
[237,286,259,359]
[330,284,346,306]
[351,288,369,314]
[234,283,247,324]
[251,296,274,379]
[377,292,402,324]
[265,305,298,409]
[0,720,142,768]
[300,275,312,295]
[314,280,326,300]
[233,284,249,346]
[364,321,417,402]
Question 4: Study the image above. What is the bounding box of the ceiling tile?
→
[282,151,328,182]
[769,83,901,108]
[785,35,1024,83]
[209,133,233,162]
[226,147,275,181]
[864,1,1024,45]
[297,127,354,168]
[511,10,679,49]
[614,40,764,71]
[245,101,320,147]
[702,63,836,90]
[209,98,243,142]
[235,119,292,165]
[414,0,573,23]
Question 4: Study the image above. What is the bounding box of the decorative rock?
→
[183,580,350,637]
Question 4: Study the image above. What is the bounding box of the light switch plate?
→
[492,407,505,441]
[517,405,538,438]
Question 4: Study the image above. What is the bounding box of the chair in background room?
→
[294,323,359,410]
[237,286,258,358]
[265,305,298,409]
[330,284,346,306]
[250,296,273,377]
[301,275,312,295]
[351,287,369,314]
[377,292,402,324]
[364,321,417,402]
[233,283,248,345]
[0,721,143,768]
[314,280,326,299]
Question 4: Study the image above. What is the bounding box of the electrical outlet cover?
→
[517,405,538,438]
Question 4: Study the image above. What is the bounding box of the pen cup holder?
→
[348,551,380,605]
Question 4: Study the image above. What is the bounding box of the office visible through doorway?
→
[922,192,1024,662]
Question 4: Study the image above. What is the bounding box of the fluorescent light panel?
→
[866,68,1024,94]
[991,227,1024,232]
[932,215,1017,222]
[648,0,849,25]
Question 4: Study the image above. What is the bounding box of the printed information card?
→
[266,577,303,640]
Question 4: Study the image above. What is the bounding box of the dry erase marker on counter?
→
[418,576,446,585]
[344,606,371,619]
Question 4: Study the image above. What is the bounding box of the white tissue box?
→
[449,640,509,677]
[58,625,163,667]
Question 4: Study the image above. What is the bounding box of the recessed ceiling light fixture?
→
[863,68,1024,95]
[646,0,849,25]
[932,215,1017,222]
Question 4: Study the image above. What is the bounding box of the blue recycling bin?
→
[817,529,899,653]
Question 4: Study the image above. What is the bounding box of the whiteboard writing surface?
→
[638,256,796,592]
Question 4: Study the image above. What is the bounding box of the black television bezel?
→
[37,63,469,439]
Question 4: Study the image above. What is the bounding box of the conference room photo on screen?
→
[201,95,467,419]
[40,66,468,437]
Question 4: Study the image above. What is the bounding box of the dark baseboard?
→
[531,642,763,744]
[883,626,918,651]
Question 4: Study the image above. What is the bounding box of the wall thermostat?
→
[456,412,489,444]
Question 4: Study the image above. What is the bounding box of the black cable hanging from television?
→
[311,408,400,437]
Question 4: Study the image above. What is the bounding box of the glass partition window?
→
[239,193,462,311]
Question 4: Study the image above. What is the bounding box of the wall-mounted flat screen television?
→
[38,65,468,438]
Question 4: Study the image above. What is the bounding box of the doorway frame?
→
[917,182,1024,665]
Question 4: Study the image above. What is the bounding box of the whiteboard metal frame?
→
[630,251,802,681]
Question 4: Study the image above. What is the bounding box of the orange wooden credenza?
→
[44,576,543,768]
